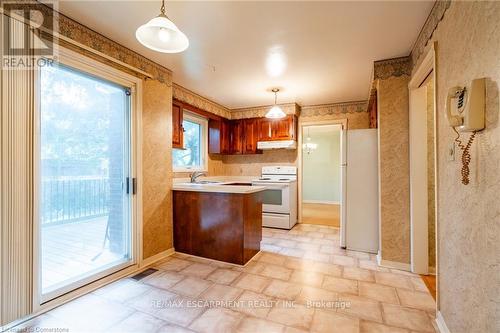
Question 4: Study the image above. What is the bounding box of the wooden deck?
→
[41,217,127,293]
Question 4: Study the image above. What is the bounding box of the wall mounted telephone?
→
[445,78,486,185]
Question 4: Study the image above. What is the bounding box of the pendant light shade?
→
[136,0,189,53]
[265,88,286,119]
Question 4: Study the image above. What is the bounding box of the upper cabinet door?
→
[242,118,260,154]
[230,120,243,154]
[258,118,274,141]
[273,115,296,140]
[172,100,184,149]
[220,120,231,154]
[257,115,297,141]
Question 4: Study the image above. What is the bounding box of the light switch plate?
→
[447,142,456,161]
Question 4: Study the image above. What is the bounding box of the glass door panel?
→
[39,63,132,299]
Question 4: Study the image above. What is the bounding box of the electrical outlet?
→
[447,142,456,161]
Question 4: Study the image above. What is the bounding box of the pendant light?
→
[265,88,286,119]
[303,128,318,154]
[136,0,189,53]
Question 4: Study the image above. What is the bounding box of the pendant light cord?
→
[160,0,166,15]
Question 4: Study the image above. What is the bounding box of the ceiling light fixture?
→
[266,48,286,77]
[265,88,286,119]
[136,0,189,53]
[303,128,318,154]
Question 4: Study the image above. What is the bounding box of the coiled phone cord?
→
[452,127,477,185]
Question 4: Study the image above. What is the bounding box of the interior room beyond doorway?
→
[301,124,342,227]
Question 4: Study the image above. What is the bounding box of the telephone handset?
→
[445,78,485,185]
[445,78,485,131]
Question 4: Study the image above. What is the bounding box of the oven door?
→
[252,182,290,214]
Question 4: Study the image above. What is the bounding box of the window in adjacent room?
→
[172,112,208,172]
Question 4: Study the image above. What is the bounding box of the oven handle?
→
[251,182,288,189]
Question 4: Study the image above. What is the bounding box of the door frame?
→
[32,46,143,310]
[297,118,347,226]
[408,42,438,278]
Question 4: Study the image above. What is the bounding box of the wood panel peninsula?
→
[172,181,266,265]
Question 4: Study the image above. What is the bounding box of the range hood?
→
[257,140,297,150]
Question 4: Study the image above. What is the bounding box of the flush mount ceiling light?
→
[265,88,286,119]
[136,0,189,53]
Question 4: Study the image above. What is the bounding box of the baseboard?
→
[376,252,411,271]
[141,247,175,267]
[435,311,450,333]
[302,200,340,205]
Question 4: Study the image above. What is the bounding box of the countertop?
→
[172,176,266,194]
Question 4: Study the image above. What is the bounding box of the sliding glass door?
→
[38,63,133,301]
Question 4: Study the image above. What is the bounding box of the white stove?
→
[252,166,297,229]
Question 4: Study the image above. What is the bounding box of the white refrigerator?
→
[340,129,379,253]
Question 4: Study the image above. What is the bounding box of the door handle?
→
[126,177,137,195]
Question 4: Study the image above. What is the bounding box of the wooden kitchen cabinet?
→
[257,118,274,141]
[230,120,243,154]
[209,115,297,155]
[173,190,262,265]
[258,115,297,141]
[208,119,231,154]
[242,118,261,154]
[172,100,184,149]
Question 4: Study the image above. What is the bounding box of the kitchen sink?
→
[176,181,221,186]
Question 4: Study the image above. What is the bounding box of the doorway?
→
[408,44,437,300]
[36,56,138,303]
[300,124,343,228]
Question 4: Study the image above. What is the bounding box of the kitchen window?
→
[173,112,208,172]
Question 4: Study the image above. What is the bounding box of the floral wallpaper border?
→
[301,100,368,117]
[231,103,300,119]
[173,84,232,118]
[373,56,412,80]
[410,0,451,65]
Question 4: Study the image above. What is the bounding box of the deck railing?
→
[41,177,109,225]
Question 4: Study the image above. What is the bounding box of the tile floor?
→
[18,224,437,333]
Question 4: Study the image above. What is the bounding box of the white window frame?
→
[172,111,208,173]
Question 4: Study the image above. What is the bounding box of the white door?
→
[38,63,134,301]
[409,85,429,274]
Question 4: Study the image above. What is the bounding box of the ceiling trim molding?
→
[410,0,451,66]
[36,2,173,83]
[373,56,412,80]
[173,84,232,119]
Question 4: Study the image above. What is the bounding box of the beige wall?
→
[424,75,436,270]
[219,150,298,176]
[413,2,500,332]
[377,75,411,265]
[142,80,174,259]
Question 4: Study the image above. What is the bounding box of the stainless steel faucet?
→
[190,171,207,183]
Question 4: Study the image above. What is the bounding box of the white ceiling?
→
[58,1,434,109]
